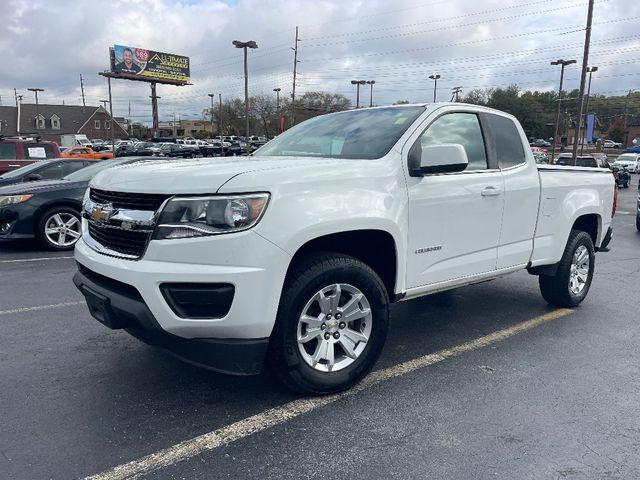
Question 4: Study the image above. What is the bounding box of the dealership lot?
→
[0,188,639,480]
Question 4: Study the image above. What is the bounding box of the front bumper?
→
[73,265,268,375]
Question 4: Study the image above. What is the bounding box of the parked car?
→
[625,145,640,153]
[611,153,640,173]
[0,158,143,250]
[531,139,551,147]
[0,159,95,187]
[603,140,623,149]
[555,154,608,168]
[62,146,114,160]
[0,137,61,175]
[157,143,194,158]
[73,103,614,395]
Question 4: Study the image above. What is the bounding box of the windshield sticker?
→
[394,117,408,125]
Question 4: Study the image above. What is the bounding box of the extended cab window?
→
[415,112,488,170]
[485,114,526,169]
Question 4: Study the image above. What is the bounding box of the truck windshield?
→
[254,106,425,159]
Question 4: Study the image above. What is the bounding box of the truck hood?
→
[90,156,357,194]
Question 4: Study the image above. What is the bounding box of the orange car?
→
[61,147,114,160]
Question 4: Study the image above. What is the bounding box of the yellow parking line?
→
[85,308,573,480]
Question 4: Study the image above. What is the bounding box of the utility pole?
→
[623,89,633,130]
[550,59,576,161]
[218,93,224,154]
[291,26,300,127]
[13,88,18,107]
[451,86,463,102]
[366,80,375,107]
[208,93,215,138]
[27,88,44,131]
[273,88,281,133]
[580,66,598,157]
[570,0,594,165]
[80,74,86,109]
[233,40,258,155]
[17,95,23,137]
[428,74,440,103]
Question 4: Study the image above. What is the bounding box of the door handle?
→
[481,186,502,197]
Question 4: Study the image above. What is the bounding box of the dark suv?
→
[0,137,61,175]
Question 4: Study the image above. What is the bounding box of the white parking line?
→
[0,256,74,264]
[0,301,84,316]
[84,308,573,480]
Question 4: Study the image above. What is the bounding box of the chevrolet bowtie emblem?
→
[91,203,117,223]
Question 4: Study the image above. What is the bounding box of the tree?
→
[250,94,277,137]
[607,118,624,143]
[285,91,351,125]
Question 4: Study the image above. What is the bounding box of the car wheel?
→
[36,206,82,251]
[538,230,595,307]
[269,253,389,395]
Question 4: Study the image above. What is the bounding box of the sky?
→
[1,0,638,125]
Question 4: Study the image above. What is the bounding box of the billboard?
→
[110,45,190,84]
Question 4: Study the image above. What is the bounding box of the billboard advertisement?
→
[111,45,190,84]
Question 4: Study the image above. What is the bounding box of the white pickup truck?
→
[73,103,615,395]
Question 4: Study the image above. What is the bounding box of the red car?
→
[0,137,61,175]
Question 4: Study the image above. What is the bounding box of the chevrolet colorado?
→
[73,104,615,394]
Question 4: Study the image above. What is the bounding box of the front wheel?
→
[269,253,389,395]
[539,230,595,307]
[36,207,82,251]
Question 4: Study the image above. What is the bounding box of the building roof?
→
[18,103,103,135]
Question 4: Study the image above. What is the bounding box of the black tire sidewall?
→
[36,206,81,251]
[272,255,389,394]
[562,231,595,305]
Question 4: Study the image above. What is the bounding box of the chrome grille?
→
[89,188,170,211]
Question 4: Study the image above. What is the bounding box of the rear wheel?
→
[269,253,389,395]
[36,206,82,251]
[539,230,595,307]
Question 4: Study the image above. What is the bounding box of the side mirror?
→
[411,143,469,176]
[26,173,43,181]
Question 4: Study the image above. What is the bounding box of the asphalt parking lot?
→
[1,186,639,480]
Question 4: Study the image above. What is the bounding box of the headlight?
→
[153,193,269,240]
[0,195,33,207]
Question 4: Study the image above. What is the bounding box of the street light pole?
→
[350,80,366,108]
[550,59,577,162]
[218,93,224,154]
[580,66,598,157]
[233,40,258,156]
[428,75,440,103]
[207,93,215,139]
[27,88,44,130]
[366,80,375,107]
[273,88,281,133]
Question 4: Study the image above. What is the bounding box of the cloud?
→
[1,0,638,124]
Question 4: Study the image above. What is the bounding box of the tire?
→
[269,253,390,395]
[36,206,82,251]
[538,230,595,307]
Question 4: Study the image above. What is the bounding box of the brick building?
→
[0,104,128,144]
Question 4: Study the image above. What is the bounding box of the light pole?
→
[100,99,110,110]
[550,59,576,161]
[207,93,215,139]
[218,93,224,154]
[233,40,258,155]
[28,88,44,130]
[366,80,375,107]
[273,88,281,133]
[350,80,366,108]
[580,66,598,157]
[428,74,440,103]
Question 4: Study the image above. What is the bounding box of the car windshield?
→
[616,155,636,162]
[63,159,130,181]
[254,106,425,159]
[0,161,52,179]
